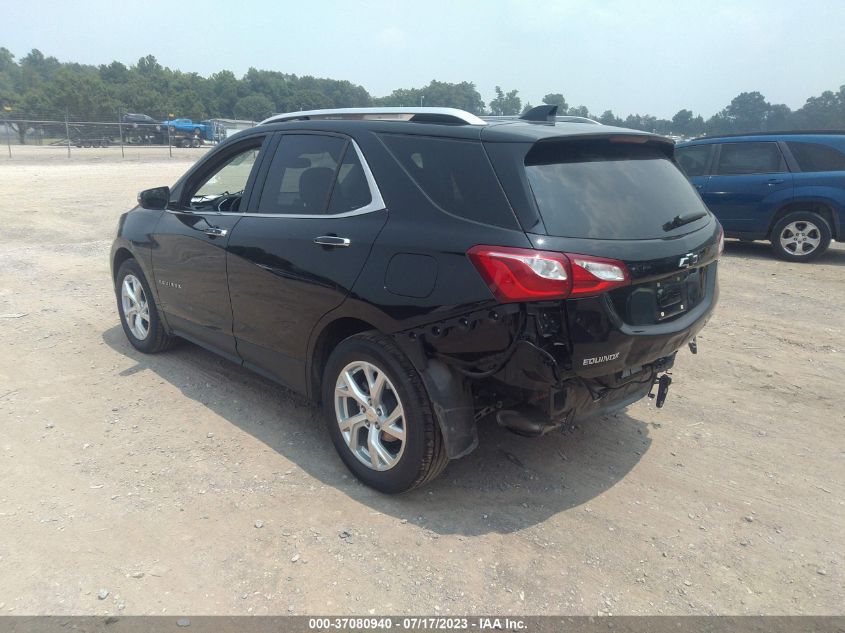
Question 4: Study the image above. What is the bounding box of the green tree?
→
[373,87,422,107]
[233,94,275,121]
[722,91,770,132]
[542,93,568,112]
[671,109,695,135]
[766,103,792,131]
[599,110,622,126]
[793,90,840,129]
[489,86,521,115]
[568,105,591,118]
[375,80,484,113]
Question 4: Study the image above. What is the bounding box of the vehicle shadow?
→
[102,326,652,536]
[723,239,845,265]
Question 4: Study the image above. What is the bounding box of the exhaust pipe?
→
[496,405,560,437]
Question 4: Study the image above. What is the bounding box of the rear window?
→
[525,140,710,240]
[379,134,518,229]
[786,141,845,172]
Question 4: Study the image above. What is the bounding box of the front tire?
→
[770,211,831,262]
[322,332,449,493]
[115,259,176,353]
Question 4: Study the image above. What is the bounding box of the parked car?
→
[676,132,845,261]
[122,113,159,126]
[111,106,721,493]
[161,118,215,141]
[121,113,165,144]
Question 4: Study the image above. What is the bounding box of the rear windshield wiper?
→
[663,211,707,232]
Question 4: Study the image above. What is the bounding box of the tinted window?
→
[786,141,845,172]
[525,140,710,240]
[380,134,517,228]
[328,145,373,213]
[258,135,346,214]
[715,142,786,175]
[675,144,711,177]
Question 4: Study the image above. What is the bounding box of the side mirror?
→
[137,186,171,210]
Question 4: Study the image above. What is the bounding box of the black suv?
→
[111,106,721,493]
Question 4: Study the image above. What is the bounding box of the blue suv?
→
[676,133,845,261]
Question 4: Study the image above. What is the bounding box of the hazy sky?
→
[5,0,845,118]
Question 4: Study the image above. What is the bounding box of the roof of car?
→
[257,108,668,145]
[678,130,845,146]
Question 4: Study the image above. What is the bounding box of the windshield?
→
[525,140,710,240]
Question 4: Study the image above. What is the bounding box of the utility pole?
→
[3,104,11,158]
[64,110,71,158]
[117,108,125,159]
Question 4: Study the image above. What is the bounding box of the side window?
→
[328,145,373,213]
[675,145,711,177]
[715,142,786,175]
[187,140,263,212]
[258,135,347,214]
[786,141,845,172]
[379,134,518,228]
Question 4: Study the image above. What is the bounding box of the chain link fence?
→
[0,110,256,159]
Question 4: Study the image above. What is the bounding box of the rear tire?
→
[321,331,449,493]
[770,211,831,262]
[115,259,176,354]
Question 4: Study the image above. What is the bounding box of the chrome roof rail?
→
[481,115,602,125]
[261,107,487,126]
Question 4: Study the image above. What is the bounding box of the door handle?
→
[204,226,228,237]
[767,178,785,185]
[695,184,704,190]
[314,235,351,247]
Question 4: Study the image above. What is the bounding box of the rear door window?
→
[715,142,786,175]
[524,139,710,240]
[675,144,712,177]
[786,141,845,172]
[258,134,347,214]
[379,134,518,228]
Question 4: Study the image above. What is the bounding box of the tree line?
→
[2,48,844,142]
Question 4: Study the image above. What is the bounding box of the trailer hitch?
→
[649,373,673,408]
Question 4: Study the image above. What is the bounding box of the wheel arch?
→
[112,246,136,281]
[767,199,839,240]
[308,316,478,460]
[307,317,379,401]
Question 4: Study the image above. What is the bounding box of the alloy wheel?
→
[779,220,821,256]
[334,361,406,471]
[121,274,150,340]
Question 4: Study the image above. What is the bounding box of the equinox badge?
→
[583,352,621,366]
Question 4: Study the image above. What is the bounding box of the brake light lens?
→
[467,245,629,303]
[716,223,725,257]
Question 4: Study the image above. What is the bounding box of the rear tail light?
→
[716,223,725,257]
[467,245,629,303]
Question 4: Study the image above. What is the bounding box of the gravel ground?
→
[0,147,843,616]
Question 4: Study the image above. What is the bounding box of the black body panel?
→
[226,209,388,393]
[111,207,164,293]
[151,211,243,360]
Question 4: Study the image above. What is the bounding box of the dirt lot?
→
[0,146,843,616]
